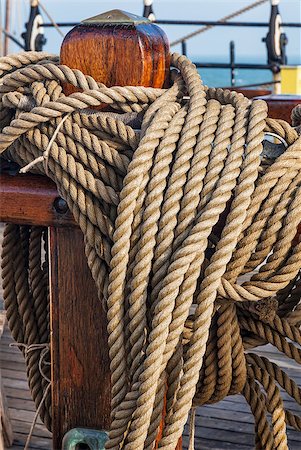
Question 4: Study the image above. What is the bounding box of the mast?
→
[4,0,11,55]
[143,0,156,21]
[265,0,287,94]
[22,0,46,51]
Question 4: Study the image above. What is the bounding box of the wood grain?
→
[255,94,301,124]
[60,22,170,95]
[2,323,301,449]
[49,227,111,450]
[0,174,75,227]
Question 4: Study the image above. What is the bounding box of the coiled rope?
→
[0,51,301,450]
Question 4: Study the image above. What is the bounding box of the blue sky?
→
[6,0,301,63]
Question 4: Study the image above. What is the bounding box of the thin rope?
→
[24,383,51,450]
[20,112,72,174]
[10,342,51,449]
[170,0,269,47]
[38,0,64,38]
[188,407,196,450]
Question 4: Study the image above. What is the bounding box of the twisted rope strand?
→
[1,51,300,449]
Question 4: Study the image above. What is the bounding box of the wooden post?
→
[49,227,111,449]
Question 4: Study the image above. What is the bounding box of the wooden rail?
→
[0,173,75,227]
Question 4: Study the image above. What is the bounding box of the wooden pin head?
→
[60,9,170,95]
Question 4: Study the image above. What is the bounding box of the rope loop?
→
[1,51,301,449]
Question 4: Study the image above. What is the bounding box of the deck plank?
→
[0,321,52,449]
[1,322,301,449]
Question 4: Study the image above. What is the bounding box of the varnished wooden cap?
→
[60,9,170,94]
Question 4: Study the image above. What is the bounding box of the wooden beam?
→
[49,226,111,450]
[0,174,75,227]
[255,94,301,124]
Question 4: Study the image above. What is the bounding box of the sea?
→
[193,55,301,89]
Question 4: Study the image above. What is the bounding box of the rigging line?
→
[170,0,269,47]
[38,0,64,38]
[1,28,24,49]
[4,0,11,55]
[16,0,23,42]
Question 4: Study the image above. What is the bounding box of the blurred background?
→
[0,0,300,87]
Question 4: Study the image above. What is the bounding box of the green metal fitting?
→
[62,428,108,450]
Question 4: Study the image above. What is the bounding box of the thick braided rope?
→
[292,103,301,134]
[1,225,51,429]
[1,51,301,449]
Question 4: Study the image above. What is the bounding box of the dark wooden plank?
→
[0,343,25,357]
[183,425,301,449]
[182,434,253,450]
[228,88,271,99]
[2,378,30,391]
[254,94,301,124]
[201,399,301,417]
[0,359,26,373]
[10,420,52,440]
[49,226,111,450]
[224,398,301,411]
[221,395,301,411]
[1,368,28,381]
[4,387,32,401]
[183,432,300,450]
[9,408,43,425]
[197,405,255,423]
[4,445,24,450]
[0,344,22,354]
[192,413,301,442]
[6,397,37,413]
[183,427,254,448]
[8,408,45,426]
[1,374,14,448]
[0,173,75,227]
[9,432,51,449]
[2,312,301,449]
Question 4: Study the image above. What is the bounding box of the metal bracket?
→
[62,428,108,450]
[262,132,288,160]
[22,1,46,51]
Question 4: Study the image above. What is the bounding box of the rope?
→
[0,50,301,450]
[10,342,51,450]
[292,103,301,135]
[20,111,71,174]
[170,0,269,47]
[38,1,65,38]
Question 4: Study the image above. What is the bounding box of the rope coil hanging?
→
[0,50,301,450]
